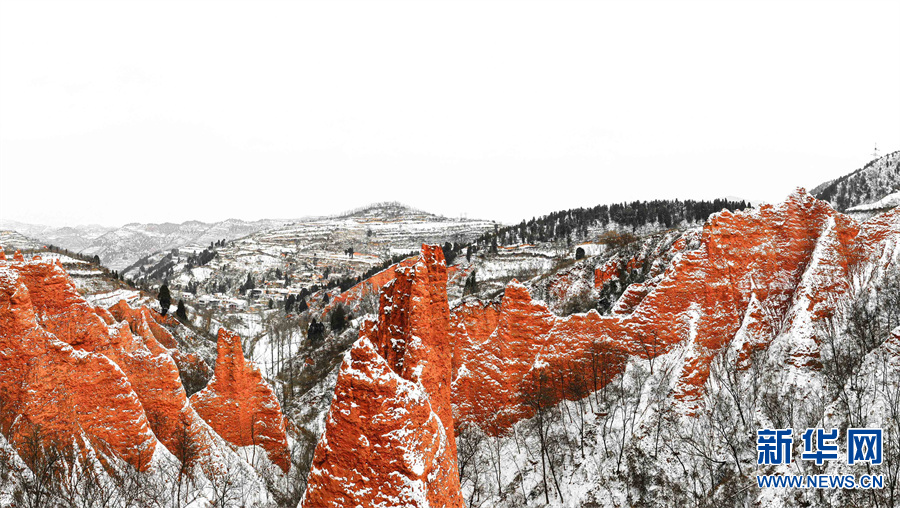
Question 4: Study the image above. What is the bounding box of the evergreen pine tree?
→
[463,271,478,296]
[330,304,348,332]
[175,299,188,321]
[285,294,296,313]
[307,319,326,343]
[442,242,456,265]
[158,284,172,316]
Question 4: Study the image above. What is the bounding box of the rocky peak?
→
[190,328,291,472]
[451,191,897,431]
[368,245,455,444]
[0,255,290,487]
[341,201,433,220]
[302,245,464,508]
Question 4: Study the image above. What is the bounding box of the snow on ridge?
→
[848,190,900,211]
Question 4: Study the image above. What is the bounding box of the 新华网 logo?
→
[755,427,884,489]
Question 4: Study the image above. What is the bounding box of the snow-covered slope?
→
[812,150,900,211]
[251,202,495,257]
[0,230,45,251]
[296,191,900,507]
[450,194,900,507]
[848,190,900,212]
[121,202,496,313]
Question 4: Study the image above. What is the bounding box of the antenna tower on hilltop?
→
[872,143,880,159]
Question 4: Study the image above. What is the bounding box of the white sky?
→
[1,0,898,227]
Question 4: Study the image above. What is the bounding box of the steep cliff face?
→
[367,244,456,458]
[108,300,179,349]
[190,328,291,472]
[447,200,899,507]
[451,189,891,428]
[302,191,894,507]
[448,299,500,380]
[303,337,462,508]
[0,259,161,470]
[0,255,289,489]
[303,245,465,508]
[322,256,418,316]
[452,282,562,432]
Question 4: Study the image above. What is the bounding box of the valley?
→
[1,153,899,508]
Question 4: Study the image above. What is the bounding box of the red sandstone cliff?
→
[0,254,290,481]
[303,192,898,505]
[302,245,465,508]
[451,190,900,429]
[1,259,164,470]
[321,256,417,316]
[190,328,291,472]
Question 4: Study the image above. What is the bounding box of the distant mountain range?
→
[120,202,497,294]
[0,218,292,270]
[4,150,899,273]
[1,203,493,272]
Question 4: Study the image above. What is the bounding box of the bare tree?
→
[203,462,243,508]
[521,369,564,504]
[456,423,489,507]
[876,349,900,508]
[168,417,201,508]
[14,424,64,508]
[113,447,166,508]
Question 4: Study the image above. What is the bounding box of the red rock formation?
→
[305,190,890,503]
[6,260,228,464]
[1,256,291,481]
[190,328,290,472]
[451,281,562,432]
[303,337,462,508]
[322,256,417,316]
[301,191,899,504]
[451,280,637,432]
[0,261,158,470]
[594,258,620,288]
[303,245,464,508]
[448,299,500,380]
[11,259,115,350]
[367,245,456,453]
[451,190,899,427]
[108,300,178,349]
[610,282,650,315]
